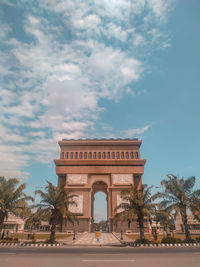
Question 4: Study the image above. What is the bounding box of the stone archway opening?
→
[91,181,108,232]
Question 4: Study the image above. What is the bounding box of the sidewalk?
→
[61,233,121,246]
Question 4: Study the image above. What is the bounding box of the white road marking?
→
[83,253,123,255]
[82,260,136,262]
[0,253,16,255]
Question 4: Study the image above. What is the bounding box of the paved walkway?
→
[64,233,121,246]
[113,232,134,243]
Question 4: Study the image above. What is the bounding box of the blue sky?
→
[0,0,200,221]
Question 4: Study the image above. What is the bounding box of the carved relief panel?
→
[67,174,87,185]
[112,174,133,185]
[69,195,83,214]
[116,194,129,213]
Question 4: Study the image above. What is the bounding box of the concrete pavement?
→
[72,232,120,245]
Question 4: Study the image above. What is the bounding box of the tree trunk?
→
[181,208,191,241]
[50,223,56,243]
[0,211,6,239]
[138,217,144,240]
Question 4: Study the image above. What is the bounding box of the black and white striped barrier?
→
[112,232,200,248]
[127,242,200,247]
[0,242,60,247]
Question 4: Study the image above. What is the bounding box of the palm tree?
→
[25,207,50,231]
[115,184,156,241]
[156,174,200,241]
[114,209,136,231]
[35,181,77,243]
[0,177,33,237]
[154,209,175,237]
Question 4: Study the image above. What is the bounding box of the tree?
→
[154,208,175,236]
[0,176,33,237]
[114,209,136,230]
[115,184,156,241]
[156,174,200,241]
[35,181,77,243]
[25,207,50,231]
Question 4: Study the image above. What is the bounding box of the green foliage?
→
[134,238,151,244]
[195,237,200,242]
[155,174,200,240]
[154,209,175,233]
[93,220,107,231]
[25,207,50,229]
[35,181,77,243]
[161,237,182,244]
[0,176,33,235]
[182,238,197,244]
[115,184,156,241]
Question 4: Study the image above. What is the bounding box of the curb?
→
[112,233,200,248]
[126,242,200,247]
[0,242,60,247]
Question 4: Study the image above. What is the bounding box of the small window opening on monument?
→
[89,152,92,159]
[79,152,82,159]
[61,152,64,159]
[131,152,134,159]
[117,152,120,159]
[126,152,129,159]
[103,152,106,159]
[121,152,124,159]
[112,152,115,159]
[93,152,97,159]
[65,152,69,159]
[75,152,78,159]
[84,152,87,159]
[70,152,73,159]
[135,152,139,159]
[98,152,101,159]
[107,152,110,159]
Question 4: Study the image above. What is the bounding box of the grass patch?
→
[126,233,198,241]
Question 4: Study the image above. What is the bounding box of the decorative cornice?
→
[54,159,146,166]
[58,139,142,147]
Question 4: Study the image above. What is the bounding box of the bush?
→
[3,237,13,241]
[134,238,151,245]
[45,239,59,244]
[195,237,200,243]
[183,238,197,244]
[151,239,161,245]
[161,237,182,244]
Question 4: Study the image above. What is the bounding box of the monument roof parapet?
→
[59,138,142,147]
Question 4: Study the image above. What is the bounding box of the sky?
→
[0,0,200,222]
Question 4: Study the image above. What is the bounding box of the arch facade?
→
[54,139,146,232]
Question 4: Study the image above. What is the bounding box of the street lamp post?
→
[121,230,123,240]
[73,230,76,240]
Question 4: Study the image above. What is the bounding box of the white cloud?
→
[0,125,26,143]
[0,0,176,178]
[133,34,145,46]
[124,125,151,138]
[147,0,175,22]
[27,131,46,137]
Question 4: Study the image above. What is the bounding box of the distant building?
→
[39,221,50,231]
[3,213,25,233]
[175,215,200,234]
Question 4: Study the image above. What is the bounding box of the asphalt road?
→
[0,246,200,267]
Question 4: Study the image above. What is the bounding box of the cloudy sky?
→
[0,0,200,221]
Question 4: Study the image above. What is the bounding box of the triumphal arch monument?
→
[54,139,146,232]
